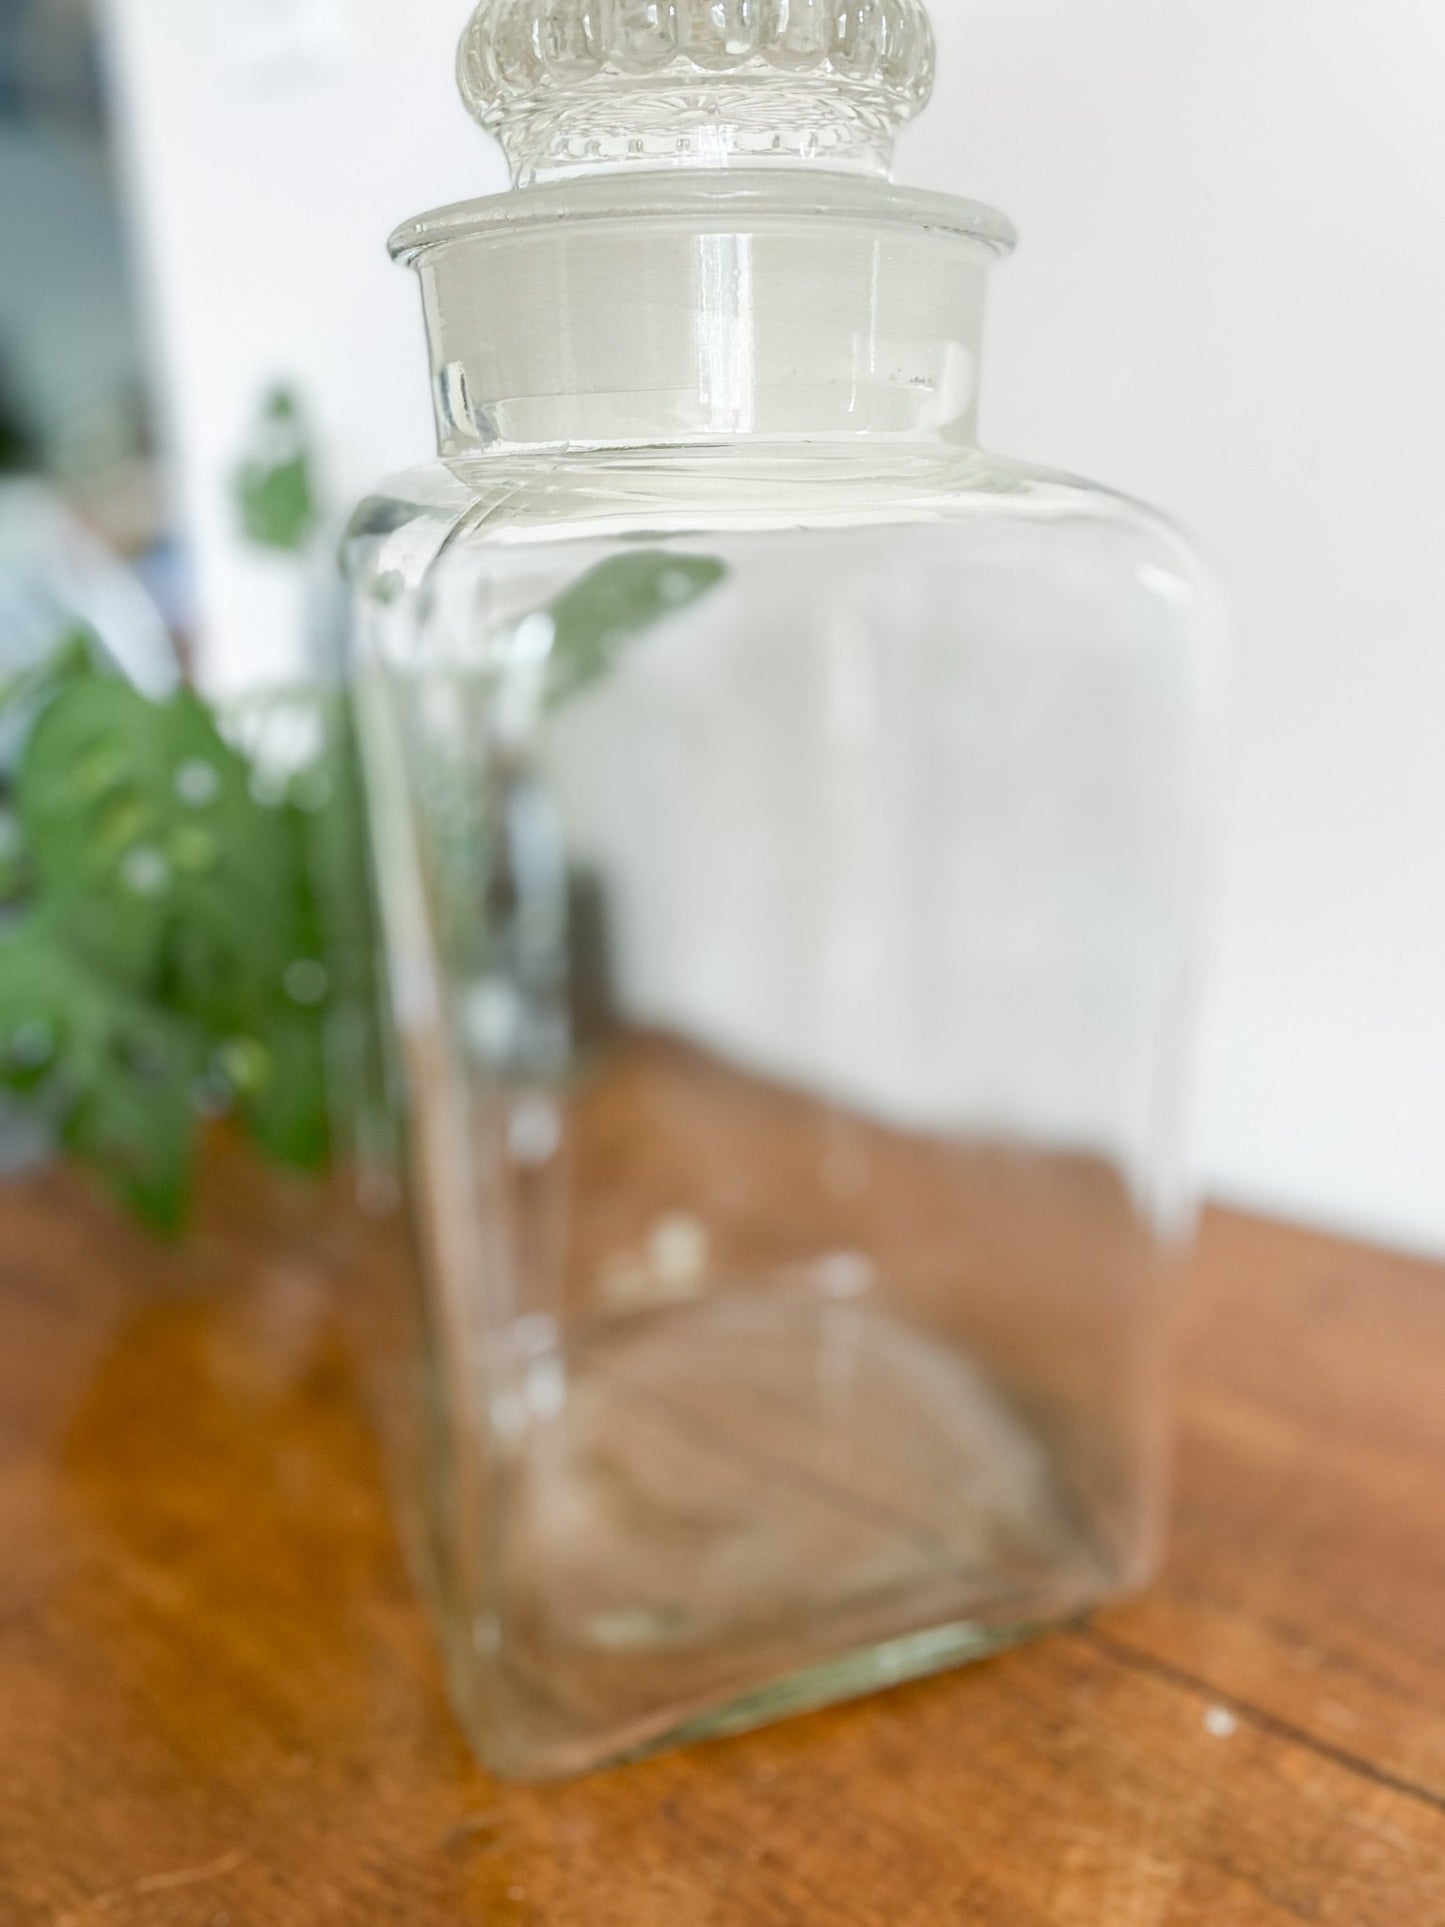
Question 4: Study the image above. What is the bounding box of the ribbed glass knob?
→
[457,0,935,185]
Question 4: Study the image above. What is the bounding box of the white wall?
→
[901,0,1445,1255]
[98,0,502,695]
[103,0,1445,1253]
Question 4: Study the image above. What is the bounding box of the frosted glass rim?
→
[389,171,1016,265]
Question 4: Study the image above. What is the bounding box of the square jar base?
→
[452,1288,1140,1781]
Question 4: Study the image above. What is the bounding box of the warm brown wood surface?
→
[1,1140,1443,1925]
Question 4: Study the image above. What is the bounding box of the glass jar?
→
[343,0,1222,1780]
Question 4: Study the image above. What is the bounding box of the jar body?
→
[344,439,1218,1778]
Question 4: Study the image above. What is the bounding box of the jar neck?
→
[397,176,1013,455]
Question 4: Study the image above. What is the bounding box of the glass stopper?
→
[457,0,936,186]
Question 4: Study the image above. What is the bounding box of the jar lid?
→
[456,0,936,185]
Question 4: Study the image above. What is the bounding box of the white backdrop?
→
[902,0,1445,1255]
[98,0,504,692]
[103,0,1445,1253]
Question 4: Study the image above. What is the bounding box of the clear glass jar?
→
[343,0,1222,1780]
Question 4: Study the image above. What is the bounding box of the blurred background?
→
[2,0,1442,1251]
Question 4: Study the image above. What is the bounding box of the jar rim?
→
[389,170,1016,267]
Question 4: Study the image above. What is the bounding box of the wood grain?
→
[1,1138,1442,1925]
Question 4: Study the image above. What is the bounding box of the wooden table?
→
[2,1141,1442,1925]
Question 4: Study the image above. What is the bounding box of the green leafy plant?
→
[0,550,726,1234]
[0,635,334,1229]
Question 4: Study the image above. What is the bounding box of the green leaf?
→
[234,388,318,553]
[0,913,200,1231]
[239,1005,330,1172]
[544,551,726,708]
[0,625,96,717]
[238,456,315,552]
[16,675,295,999]
[0,804,31,907]
[0,913,128,1086]
[60,1017,197,1233]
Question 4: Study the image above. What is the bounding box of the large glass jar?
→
[344,0,1222,1780]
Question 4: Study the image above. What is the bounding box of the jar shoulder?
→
[345,445,1214,608]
